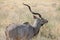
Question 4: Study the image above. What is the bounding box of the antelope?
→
[5,4,48,40]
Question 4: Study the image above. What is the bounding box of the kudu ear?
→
[33,15,37,19]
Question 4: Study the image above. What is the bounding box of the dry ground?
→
[0,0,60,40]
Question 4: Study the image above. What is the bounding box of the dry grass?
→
[0,0,60,40]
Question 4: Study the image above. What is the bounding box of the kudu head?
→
[33,13,48,26]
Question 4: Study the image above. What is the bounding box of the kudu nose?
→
[46,20,48,23]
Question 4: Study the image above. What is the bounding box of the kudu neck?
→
[32,18,42,36]
[32,19,41,29]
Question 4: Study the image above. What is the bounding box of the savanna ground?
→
[0,0,60,40]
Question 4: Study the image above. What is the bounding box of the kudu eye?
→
[41,24,43,26]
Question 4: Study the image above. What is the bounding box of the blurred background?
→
[0,0,60,40]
